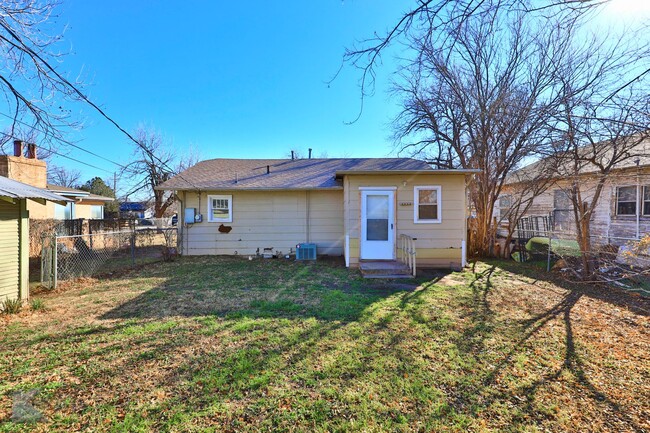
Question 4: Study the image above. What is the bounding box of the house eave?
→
[335,169,480,177]
[155,186,344,192]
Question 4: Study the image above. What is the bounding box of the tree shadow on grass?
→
[495,259,650,317]
[451,260,647,432]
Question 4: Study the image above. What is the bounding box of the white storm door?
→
[360,190,395,260]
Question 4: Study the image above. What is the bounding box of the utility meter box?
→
[185,208,196,224]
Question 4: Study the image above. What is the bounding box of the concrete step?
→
[359,260,414,279]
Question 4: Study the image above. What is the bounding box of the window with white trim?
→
[207,195,232,222]
[616,186,637,216]
[414,186,441,223]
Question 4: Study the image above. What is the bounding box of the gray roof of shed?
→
[0,176,71,204]
[158,158,440,190]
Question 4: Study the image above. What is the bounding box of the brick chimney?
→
[0,140,47,188]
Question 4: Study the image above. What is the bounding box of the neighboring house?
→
[0,175,70,304]
[46,184,113,220]
[158,158,476,269]
[0,141,115,220]
[500,138,650,246]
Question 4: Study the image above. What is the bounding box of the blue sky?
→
[48,1,410,192]
[5,1,649,196]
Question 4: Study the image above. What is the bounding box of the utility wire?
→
[0,19,201,191]
[0,111,128,170]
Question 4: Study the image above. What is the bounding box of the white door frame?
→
[360,188,396,260]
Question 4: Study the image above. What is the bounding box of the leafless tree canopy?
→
[0,0,86,153]
[46,164,81,188]
[391,3,576,256]
[121,127,198,218]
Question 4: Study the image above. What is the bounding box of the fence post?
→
[52,233,58,289]
[40,234,45,285]
[131,229,136,266]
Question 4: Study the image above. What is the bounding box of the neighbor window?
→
[414,186,441,223]
[616,186,637,215]
[644,186,650,216]
[498,195,512,220]
[553,190,573,231]
[54,202,76,220]
[90,205,104,219]
[207,195,232,222]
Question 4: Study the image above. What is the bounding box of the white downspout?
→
[461,240,467,268]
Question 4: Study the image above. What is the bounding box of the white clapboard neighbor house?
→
[158,157,476,273]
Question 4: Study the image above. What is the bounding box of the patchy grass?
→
[0,256,648,432]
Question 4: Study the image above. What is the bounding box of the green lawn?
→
[1,257,649,432]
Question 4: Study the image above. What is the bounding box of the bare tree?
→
[122,127,198,218]
[392,4,572,256]
[542,29,650,276]
[0,0,86,152]
[47,164,81,188]
[341,0,640,118]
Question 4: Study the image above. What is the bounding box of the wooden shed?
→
[0,175,69,305]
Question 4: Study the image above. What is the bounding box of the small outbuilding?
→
[0,175,70,305]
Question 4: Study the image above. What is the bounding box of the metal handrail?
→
[398,234,417,277]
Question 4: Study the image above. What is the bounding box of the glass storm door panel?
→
[360,190,395,260]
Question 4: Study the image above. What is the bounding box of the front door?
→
[360,190,395,260]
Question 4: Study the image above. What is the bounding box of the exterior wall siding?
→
[510,168,650,246]
[0,200,21,302]
[345,174,467,268]
[182,190,344,256]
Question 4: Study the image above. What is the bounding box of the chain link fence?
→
[503,216,650,296]
[41,228,178,288]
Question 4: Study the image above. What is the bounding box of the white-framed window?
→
[207,195,232,222]
[414,186,442,223]
[616,186,637,216]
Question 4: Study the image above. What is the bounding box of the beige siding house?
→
[159,158,475,270]
[0,142,114,220]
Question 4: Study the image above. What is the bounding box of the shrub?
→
[2,298,23,314]
[30,298,46,311]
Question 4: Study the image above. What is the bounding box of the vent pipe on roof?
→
[291,150,294,160]
[308,148,312,159]
[266,165,270,174]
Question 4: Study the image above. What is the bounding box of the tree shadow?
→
[452,260,647,431]
[495,259,650,317]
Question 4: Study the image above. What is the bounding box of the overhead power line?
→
[0,111,128,170]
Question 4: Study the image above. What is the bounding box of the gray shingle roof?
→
[158,158,435,190]
[0,176,71,204]
[508,136,650,184]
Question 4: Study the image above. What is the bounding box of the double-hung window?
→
[414,186,442,223]
[644,186,650,216]
[616,186,637,216]
[207,195,232,222]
